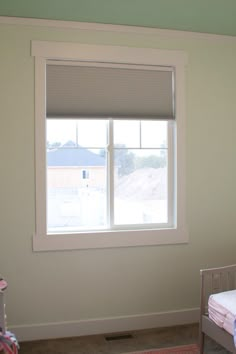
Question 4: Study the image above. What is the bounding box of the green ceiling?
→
[1,0,236,36]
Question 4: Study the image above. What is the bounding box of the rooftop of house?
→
[47,143,105,167]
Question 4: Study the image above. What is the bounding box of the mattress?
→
[208,289,236,337]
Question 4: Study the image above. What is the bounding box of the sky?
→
[46,119,168,150]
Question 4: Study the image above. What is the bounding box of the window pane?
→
[47,119,76,148]
[47,119,107,149]
[114,149,168,225]
[76,120,107,148]
[46,119,107,233]
[141,121,168,148]
[113,120,140,148]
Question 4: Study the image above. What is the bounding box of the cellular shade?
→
[46,63,174,119]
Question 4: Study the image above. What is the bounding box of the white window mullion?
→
[139,120,142,148]
[107,119,114,228]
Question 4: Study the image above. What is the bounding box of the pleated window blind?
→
[46,62,175,119]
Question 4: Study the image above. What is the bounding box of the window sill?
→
[33,227,188,251]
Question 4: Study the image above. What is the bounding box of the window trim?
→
[32,40,188,251]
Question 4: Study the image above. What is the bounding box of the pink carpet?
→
[124,343,199,354]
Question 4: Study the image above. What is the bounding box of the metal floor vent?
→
[105,334,133,341]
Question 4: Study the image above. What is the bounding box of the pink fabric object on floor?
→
[0,278,7,291]
[0,332,18,354]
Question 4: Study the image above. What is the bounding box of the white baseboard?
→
[10,308,199,342]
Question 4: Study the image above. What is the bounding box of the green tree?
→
[135,155,166,169]
[114,144,135,176]
[47,141,61,149]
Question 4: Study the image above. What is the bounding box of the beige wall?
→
[0,20,236,332]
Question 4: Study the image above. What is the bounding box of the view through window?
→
[46,119,168,233]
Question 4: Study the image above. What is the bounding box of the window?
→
[47,119,169,233]
[82,170,89,180]
[32,41,188,250]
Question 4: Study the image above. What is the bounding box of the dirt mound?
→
[115,167,167,200]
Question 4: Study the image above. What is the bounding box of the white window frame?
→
[32,40,188,251]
